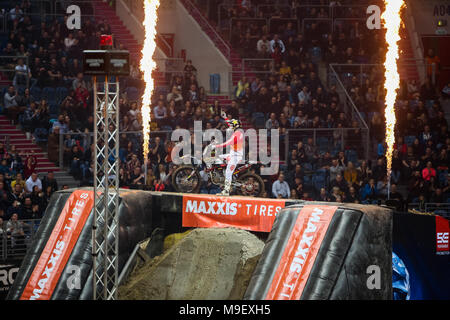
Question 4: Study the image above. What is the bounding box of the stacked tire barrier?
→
[244,203,393,300]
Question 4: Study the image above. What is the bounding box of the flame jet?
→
[382,0,404,196]
[140,0,160,169]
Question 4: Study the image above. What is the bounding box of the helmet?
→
[228,119,241,130]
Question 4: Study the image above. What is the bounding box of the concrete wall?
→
[410,0,450,35]
[116,0,232,93]
[115,0,168,66]
[173,0,231,94]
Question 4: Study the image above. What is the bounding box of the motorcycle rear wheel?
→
[172,166,201,194]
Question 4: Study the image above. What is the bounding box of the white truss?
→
[92,76,120,300]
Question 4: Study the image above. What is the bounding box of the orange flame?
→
[140,0,160,164]
[382,0,404,180]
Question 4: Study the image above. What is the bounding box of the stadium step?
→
[398,27,420,82]
[178,0,262,124]
[92,0,143,63]
[0,115,79,187]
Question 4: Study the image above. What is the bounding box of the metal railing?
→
[328,65,370,126]
[156,34,173,58]
[57,130,174,170]
[0,55,30,97]
[284,127,370,163]
[121,0,144,22]
[241,58,275,73]
[1,219,41,261]
[181,0,231,61]
[216,3,374,32]
[329,61,433,90]
[408,203,450,219]
[0,134,11,153]
[228,17,268,44]
[154,58,186,74]
[228,59,275,99]
[269,18,300,35]
[301,18,333,35]
[256,4,295,18]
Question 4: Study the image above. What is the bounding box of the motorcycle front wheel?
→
[236,173,265,197]
[172,166,201,194]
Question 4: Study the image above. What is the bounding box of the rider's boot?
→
[217,180,231,196]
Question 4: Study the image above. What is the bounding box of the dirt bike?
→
[171,144,265,197]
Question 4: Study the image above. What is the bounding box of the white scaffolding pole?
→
[92,75,120,300]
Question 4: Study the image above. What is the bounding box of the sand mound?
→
[118,228,264,300]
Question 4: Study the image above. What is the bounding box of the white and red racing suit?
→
[214,122,244,183]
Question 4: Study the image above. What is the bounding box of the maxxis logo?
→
[185,200,238,216]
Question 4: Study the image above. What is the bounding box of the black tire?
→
[236,173,265,197]
[172,166,201,194]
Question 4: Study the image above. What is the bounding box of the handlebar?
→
[203,143,214,158]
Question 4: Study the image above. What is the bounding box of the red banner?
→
[182,194,287,232]
[265,205,337,300]
[20,190,94,300]
[436,215,449,255]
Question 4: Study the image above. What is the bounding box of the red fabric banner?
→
[20,190,94,300]
[265,205,337,300]
[436,215,449,255]
[182,194,287,232]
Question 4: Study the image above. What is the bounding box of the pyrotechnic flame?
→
[382,0,404,182]
[140,0,160,164]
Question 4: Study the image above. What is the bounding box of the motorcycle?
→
[171,144,265,197]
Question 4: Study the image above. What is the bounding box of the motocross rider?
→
[211,112,244,196]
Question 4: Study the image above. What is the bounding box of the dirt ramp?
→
[118,228,264,300]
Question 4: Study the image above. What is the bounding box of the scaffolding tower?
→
[92,75,120,300]
[84,45,129,300]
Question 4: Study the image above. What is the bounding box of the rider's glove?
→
[211,144,216,150]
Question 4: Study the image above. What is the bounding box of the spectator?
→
[347,186,360,203]
[22,152,37,179]
[69,145,84,180]
[272,173,290,199]
[130,167,145,187]
[11,172,26,190]
[330,174,349,195]
[42,172,58,193]
[64,32,77,51]
[9,5,23,22]
[256,34,270,56]
[0,217,5,237]
[13,58,31,89]
[153,100,168,122]
[361,178,378,204]
[183,60,197,80]
[6,213,25,251]
[269,34,286,54]
[377,175,389,198]
[344,161,358,185]
[389,184,404,208]
[4,85,19,120]
[25,172,42,193]
[236,76,249,99]
[422,161,436,182]
[329,158,345,182]
[297,86,311,105]
[52,114,68,134]
[265,113,279,130]
[166,86,183,107]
